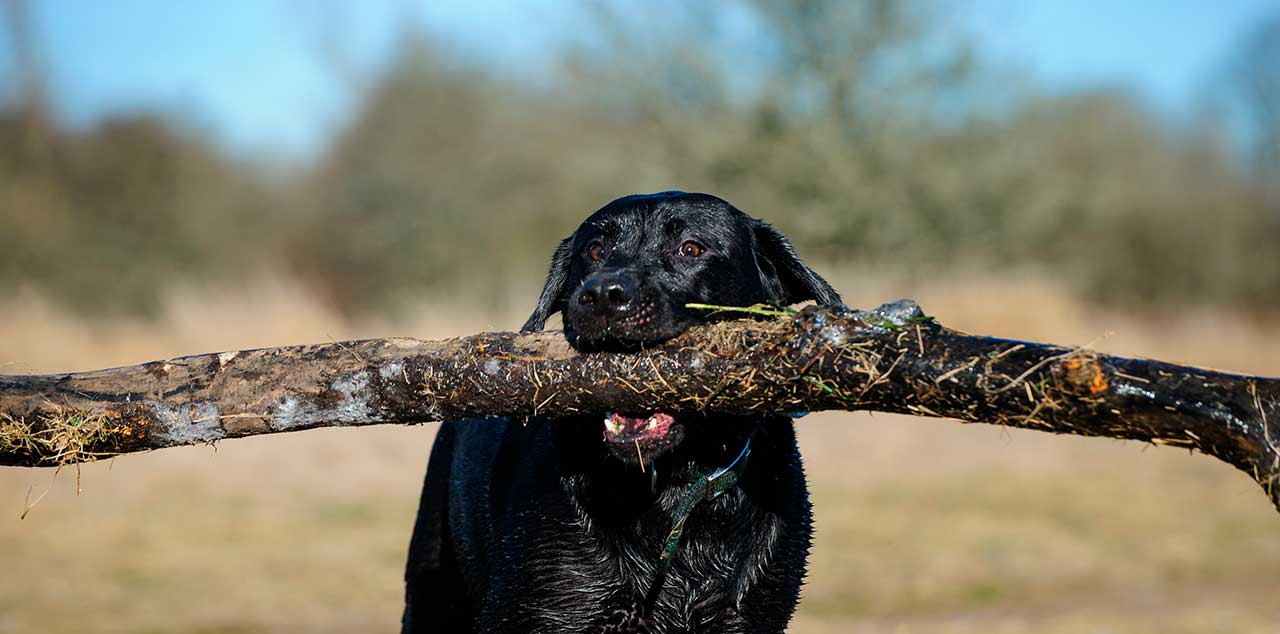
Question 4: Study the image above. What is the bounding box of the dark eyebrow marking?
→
[664,218,685,237]
[587,221,618,240]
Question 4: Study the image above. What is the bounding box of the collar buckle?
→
[704,435,752,501]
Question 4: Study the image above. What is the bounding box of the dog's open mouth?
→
[602,411,686,465]
[603,412,675,445]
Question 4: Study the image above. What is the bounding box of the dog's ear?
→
[752,219,843,307]
[521,236,575,332]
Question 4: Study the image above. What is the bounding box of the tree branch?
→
[2,300,1277,511]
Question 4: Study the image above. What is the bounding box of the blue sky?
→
[966,0,1273,109]
[2,0,1274,161]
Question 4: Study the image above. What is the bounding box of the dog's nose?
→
[578,273,636,316]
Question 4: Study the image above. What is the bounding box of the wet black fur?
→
[403,192,842,633]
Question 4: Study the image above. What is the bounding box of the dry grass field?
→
[1,273,1277,633]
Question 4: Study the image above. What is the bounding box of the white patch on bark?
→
[271,370,376,429]
[382,337,426,349]
[379,361,404,382]
[149,401,225,446]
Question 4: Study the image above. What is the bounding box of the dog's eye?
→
[587,241,606,262]
[678,241,705,258]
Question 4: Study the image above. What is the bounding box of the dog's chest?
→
[531,492,764,632]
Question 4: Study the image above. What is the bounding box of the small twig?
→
[991,344,1026,360]
[685,303,795,318]
[935,356,981,384]
[987,349,1079,394]
[329,336,367,366]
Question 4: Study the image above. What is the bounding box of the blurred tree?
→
[1218,14,1280,222]
[746,0,975,134]
[2,0,46,111]
[0,107,276,314]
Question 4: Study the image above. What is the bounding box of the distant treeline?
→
[2,1,1277,317]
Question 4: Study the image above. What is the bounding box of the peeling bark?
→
[1,300,1278,511]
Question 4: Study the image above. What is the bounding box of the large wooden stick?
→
[2,301,1278,511]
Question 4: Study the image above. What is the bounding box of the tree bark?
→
[1,300,1278,511]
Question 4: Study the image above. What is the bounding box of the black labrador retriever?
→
[403,191,842,633]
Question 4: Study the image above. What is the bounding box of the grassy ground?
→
[0,274,1277,633]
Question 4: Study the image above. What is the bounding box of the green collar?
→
[649,433,754,595]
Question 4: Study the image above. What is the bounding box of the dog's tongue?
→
[603,412,675,443]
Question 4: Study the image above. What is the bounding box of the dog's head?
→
[522,191,841,463]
